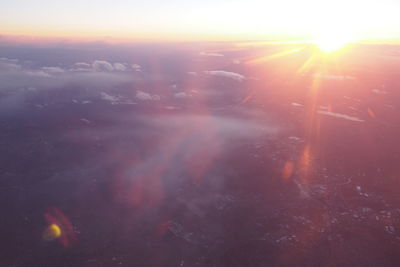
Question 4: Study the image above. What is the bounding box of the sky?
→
[1,0,400,42]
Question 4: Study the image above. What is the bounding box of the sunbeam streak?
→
[247,47,305,64]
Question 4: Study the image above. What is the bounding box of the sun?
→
[314,35,351,53]
[312,25,356,53]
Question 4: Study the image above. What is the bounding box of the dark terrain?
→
[0,41,400,266]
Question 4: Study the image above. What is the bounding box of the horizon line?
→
[1,33,400,46]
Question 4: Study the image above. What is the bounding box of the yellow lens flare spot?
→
[42,224,62,241]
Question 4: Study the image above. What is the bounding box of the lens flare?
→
[42,224,62,241]
[43,207,76,247]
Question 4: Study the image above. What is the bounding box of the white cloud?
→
[101,92,120,102]
[0,57,21,71]
[74,62,91,68]
[200,52,224,57]
[136,90,153,101]
[101,92,136,105]
[71,62,92,72]
[291,102,303,107]
[73,61,130,72]
[0,59,137,93]
[288,136,302,142]
[135,90,160,101]
[80,118,91,124]
[72,61,128,72]
[131,64,142,72]
[0,57,18,63]
[113,63,128,71]
[92,60,114,72]
[317,110,364,122]
[203,70,246,81]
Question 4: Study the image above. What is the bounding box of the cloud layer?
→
[0,58,141,91]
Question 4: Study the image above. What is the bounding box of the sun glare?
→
[312,23,357,53]
[315,38,347,53]
[314,35,352,53]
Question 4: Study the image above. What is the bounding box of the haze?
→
[1,0,400,42]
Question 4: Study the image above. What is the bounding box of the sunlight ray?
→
[247,47,304,64]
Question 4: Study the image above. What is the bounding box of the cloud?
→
[74,62,91,68]
[0,63,135,92]
[63,112,279,210]
[135,90,161,101]
[136,90,152,100]
[80,118,91,124]
[0,57,142,92]
[0,57,18,63]
[203,70,246,81]
[317,110,364,122]
[131,64,142,72]
[113,63,128,71]
[291,102,303,107]
[70,62,92,72]
[101,92,120,102]
[0,57,21,71]
[92,60,114,72]
[199,52,224,57]
[72,61,130,72]
[136,90,162,101]
[101,92,136,105]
